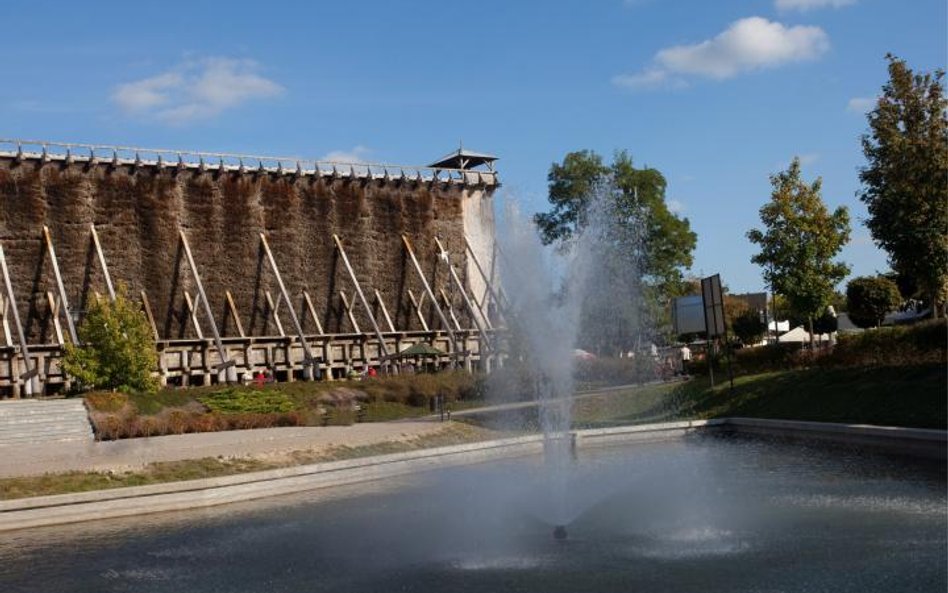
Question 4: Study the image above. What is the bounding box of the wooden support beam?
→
[224,290,246,338]
[302,291,324,335]
[401,235,458,356]
[183,291,204,340]
[90,224,116,301]
[406,289,429,332]
[259,233,315,376]
[469,288,494,330]
[435,237,492,350]
[140,290,160,341]
[42,226,78,344]
[0,243,38,395]
[464,234,509,322]
[338,291,361,334]
[439,287,463,331]
[0,296,13,347]
[332,234,389,357]
[179,230,235,376]
[264,290,286,336]
[45,291,65,345]
[374,289,396,333]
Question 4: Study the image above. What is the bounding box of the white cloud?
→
[776,0,856,12]
[112,58,283,124]
[612,68,687,91]
[667,199,686,214]
[614,17,829,91]
[321,146,373,164]
[846,96,875,113]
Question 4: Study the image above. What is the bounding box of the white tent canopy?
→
[779,326,831,343]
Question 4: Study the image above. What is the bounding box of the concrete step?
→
[0,398,93,446]
[0,429,92,441]
[0,414,91,424]
[0,404,88,417]
[0,434,92,444]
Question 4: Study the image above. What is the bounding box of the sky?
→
[2,0,945,293]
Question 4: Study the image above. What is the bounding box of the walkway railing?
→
[0,138,498,186]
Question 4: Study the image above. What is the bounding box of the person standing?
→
[680,344,692,375]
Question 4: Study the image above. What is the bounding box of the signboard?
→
[701,274,726,338]
[672,295,706,335]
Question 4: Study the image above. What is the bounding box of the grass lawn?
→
[676,364,946,429]
[570,364,946,430]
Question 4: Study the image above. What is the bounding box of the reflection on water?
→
[1,436,944,593]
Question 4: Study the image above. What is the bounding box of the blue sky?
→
[2,0,945,293]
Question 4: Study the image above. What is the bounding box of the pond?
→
[1,435,944,593]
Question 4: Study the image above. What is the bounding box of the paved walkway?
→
[0,380,684,479]
[0,420,445,479]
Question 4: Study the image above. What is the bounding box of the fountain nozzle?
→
[553,525,568,540]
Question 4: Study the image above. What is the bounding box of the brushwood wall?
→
[0,156,497,344]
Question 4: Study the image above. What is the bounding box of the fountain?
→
[0,192,944,592]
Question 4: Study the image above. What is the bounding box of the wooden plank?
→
[140,290,160,341]
[402,235,457,354]
[42,226,78,344]
[436,237,492,349]
[338,291,361,334]
[464,234,509,321]
[259,233,315,374]
[332,234,389,357]
[183,291,204,340]
[406,289,429,332]
[179,230,233,373]
[302,290,324,335]
[374,289,396,333]
[224,290,246,338]
[45,291,64,345]
[264,290,286,336]
[439,287,463,331]
[0,243,38,394]
[90,224,116,301]
[0,295,13,347]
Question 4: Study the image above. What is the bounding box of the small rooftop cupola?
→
[429,142,497,171]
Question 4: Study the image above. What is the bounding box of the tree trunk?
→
[807,316,815,351]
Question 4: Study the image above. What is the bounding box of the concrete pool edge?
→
[0,418,944,532]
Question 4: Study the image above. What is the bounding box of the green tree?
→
[747,158,851,348]
[731,309,766,345]
[846,275,902,328]
[536,150,696,295]
[534,150,697,351]
[62,287,159,393]
[859,54,948,317]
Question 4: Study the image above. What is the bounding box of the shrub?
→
[84,391,129,413]
[731,310,767,345]
[62,285,160,393]
[199,388,296,414]
[847,276,902,328]
[165,410,190,435]
[829,320,946,367]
